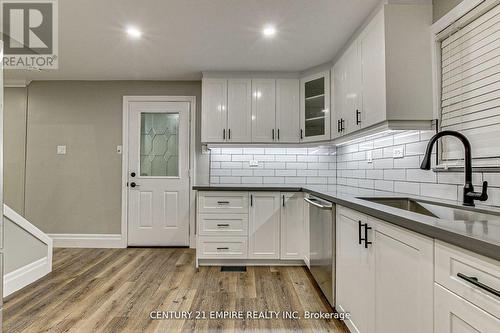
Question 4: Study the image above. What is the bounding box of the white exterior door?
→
[127,101,190,246]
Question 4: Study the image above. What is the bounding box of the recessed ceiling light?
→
[126,26,142,39]
[262,25,276,38]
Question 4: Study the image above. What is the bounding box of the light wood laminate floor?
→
[4,248,349,333]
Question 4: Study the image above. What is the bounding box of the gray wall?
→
[433,0,463,22]
[4,217,47,273]
[4,88,27,215]
[5,81,202,234]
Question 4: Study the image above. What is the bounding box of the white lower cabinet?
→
[197,191,305,264]
[336,206,433,333]
[280,192,304,260]
[434,283,500,333]
[248,192,281,259]
[336,207,374,333]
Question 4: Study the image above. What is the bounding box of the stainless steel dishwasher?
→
[304,194,335,306]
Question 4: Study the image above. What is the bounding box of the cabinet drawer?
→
[196,237,248,259]
[197,192,248,214]
[198,214,248,236]
[435,240,500,317]
[435,283,500,332]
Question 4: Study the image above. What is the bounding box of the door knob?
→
[130,172,136,177]
[130,182,138,188]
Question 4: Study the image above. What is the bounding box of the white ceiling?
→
[4,0,380,83]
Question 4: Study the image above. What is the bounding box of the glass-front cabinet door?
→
[300,70,330,142]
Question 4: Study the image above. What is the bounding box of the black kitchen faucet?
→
[420,130,488,207]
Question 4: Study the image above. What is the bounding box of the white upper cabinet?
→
[201,79,227,142]
[227,79,252,142]
[276,79,300,143]
[251,79,276,142]
[300,71,331,142]
[359,9,386,129]
[331,3,433,139]
[332,43,361,138]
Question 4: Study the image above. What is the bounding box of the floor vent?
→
[221,266,246,272]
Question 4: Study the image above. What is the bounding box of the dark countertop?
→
[193,185,500,261]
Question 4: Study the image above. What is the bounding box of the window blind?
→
[440,3,500,163]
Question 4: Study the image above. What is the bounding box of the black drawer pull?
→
[216,223,230,227]
[217,247,229,250]
[457,273,500,297]
[356,109,361,125]
[217,201,230,205]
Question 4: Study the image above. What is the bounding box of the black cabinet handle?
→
[282,195,285,207]
[217,201,230,205]
[223,129,226,140]
[358,221,363,245]
[272,129,275,140]
[277,129,280,140]
[250,194,253,207]
[300,129,303,140]
[228,128,231,140]
[358,221,372,248]
[217,247,229,250]
[457,273,500,297]
[340,118,345,132]
[356,110,361,125]
[217,223,230,227]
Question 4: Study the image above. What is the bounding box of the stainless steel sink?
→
[359,197,500,223]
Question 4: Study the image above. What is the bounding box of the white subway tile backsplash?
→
[275,155,297,162]
[241,176,262,184]
[420,183,458,201]
[254,155,275,162]
[208,130,499,208]
[286,177,306,184]
[286,162,308,169]
[265,162,286,169]
[263,177,285,184]
[394,181,420,195]
[375,180,394,192]
[275,169,297,176]
[253,169,275,176]
[384,169,406,181]
[243,148,265,154]
[297,155,318,162]
[232,155,253,162]
[393,155,420,169]
[406,169,436,183]
[220,162,243,169]
[219,176,241,184]
[373,158,394,169]
[221,148,243,154]
[232,169,253,176]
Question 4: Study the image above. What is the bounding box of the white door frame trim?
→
[122,96,197,248]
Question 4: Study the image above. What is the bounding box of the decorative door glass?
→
[304,77,326,137]
[140,113,179,177]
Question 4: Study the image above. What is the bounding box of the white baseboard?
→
[4,256,51,297]
[48,233,125,248]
